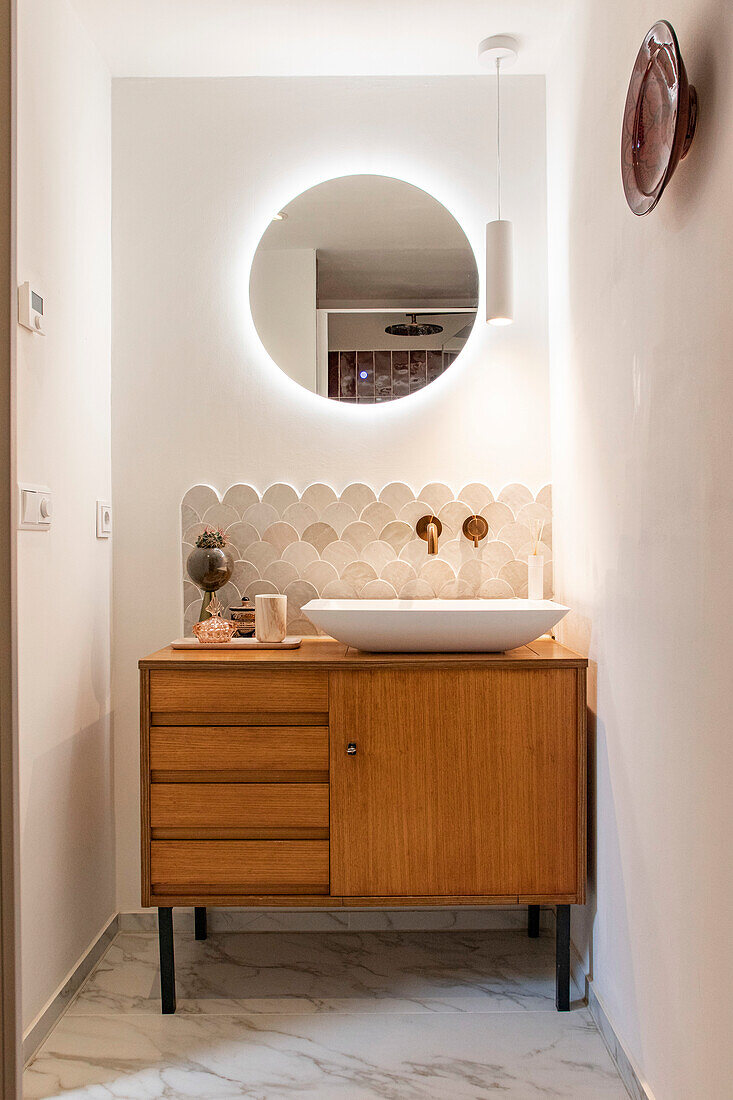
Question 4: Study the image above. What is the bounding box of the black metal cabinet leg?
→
[194,906,207,940]
[527,905,540,938]
[158,907,176,1014]
[555,904,571,1011]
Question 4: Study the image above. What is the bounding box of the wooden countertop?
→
[140,635,587,670]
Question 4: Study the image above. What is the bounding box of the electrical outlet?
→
[96,500,112,538]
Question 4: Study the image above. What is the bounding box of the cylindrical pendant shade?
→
[485,219,513,325]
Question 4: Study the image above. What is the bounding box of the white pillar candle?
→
[255,594,287,642]
[527,554,544,601]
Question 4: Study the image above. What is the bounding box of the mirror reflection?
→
[249,175,478,402]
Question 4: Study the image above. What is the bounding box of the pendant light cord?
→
[496,57,502,221]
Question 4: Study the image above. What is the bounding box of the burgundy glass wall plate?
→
[622,20,697,215]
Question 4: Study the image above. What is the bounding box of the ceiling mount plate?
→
[478,35,519,68]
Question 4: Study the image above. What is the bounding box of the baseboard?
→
[22,914,118,1065]
[570,945,654,1100]
[118,904,554,934]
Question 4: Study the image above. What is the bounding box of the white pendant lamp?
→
[478,35,518,326]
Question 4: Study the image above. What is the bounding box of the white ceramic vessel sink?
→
[302,598,570,653]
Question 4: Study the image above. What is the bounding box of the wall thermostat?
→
[18,282,45,334]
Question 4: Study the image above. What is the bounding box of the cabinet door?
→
[330,668,581,899]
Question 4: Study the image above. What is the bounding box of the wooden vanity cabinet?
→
[140,638,587,1013]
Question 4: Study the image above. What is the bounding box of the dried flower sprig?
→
[195,526,229,549]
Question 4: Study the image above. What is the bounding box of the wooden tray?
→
[171,636,302,650]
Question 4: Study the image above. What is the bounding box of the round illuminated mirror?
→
[249,175,478,402]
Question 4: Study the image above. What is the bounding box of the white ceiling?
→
[70,0,572,78]
[257,174,478,305]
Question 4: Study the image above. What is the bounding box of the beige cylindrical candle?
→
[255,594,287,642]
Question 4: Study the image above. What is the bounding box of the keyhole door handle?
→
[346,742,357,756]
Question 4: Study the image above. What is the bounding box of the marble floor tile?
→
[24,1009,626,1099]
[25,930,627,1099]
[67,931,580,1017]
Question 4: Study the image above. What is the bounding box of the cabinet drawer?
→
[149,669,327,714]
[150,783,329,836]
[149,726,329,780]
[150,840,329,894]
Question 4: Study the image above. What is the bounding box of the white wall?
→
[16,0,113,1030]
[249,248,317,390]
[546,2,733,1096]
[112,75,551,909]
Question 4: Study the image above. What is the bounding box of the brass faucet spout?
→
[416,514,443,555]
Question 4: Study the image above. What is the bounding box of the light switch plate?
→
[96,500,112,538]
[18,483,52,530]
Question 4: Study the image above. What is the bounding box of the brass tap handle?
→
[462,514,489,548]
[416,515,443,555]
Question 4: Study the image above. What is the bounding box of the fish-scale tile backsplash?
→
[182,482,553,636]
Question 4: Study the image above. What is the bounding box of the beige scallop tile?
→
[224,522,259,556]
[499,559,529,597]
[182,484,219,516]
[183,580,199,608]
[478,578,515,598]
[498,483,533,513]
[397,499,433,527]
[263,560,299,590]
[182,522,207,546]
[361,540,397,575]
[284,579,319,615]
[281,501,319,536]
[544,564,554,599]
[516,501,552,530]
[542,522,553,549]
[230,560,260,594]
[398,578,434,599]
[339,483,376,513]
[378,482,415,511]
[418,558,456,595]
[418,482,454,513]
[321,579,360,599]
[496,522,531,555]
[518,540,553,564]
[398,538,430,570]
[201,503,240,530]
[341,521,378,553]
[457,560,493,593]
[360,500,396,532]
[282,540,319,572]
[242,501,280,536]
[457,483,494,512]
[437,579,473,599]
[436,500,471,541]
[222,483,260,515]
[261,483,299,514]
[183,601,199,635]
[301,522,339,555]
[181,541,194,572]
[535,484,552,509]
[244,579,280,599]
[181,505,199,532]
[216,581,240,613]
[361,579,399,599]
[341,561,378,592]
[288,617,320,637]
[380,559,417,589]
[302,559,340,593]
[436,538,465,572]
[301,483,338,510]
[321,540,359,573]
[373,522,409,557]
[242,540,279,573]
[481,540,515,574]
[480,501,514,531]
[262,521,300,554]
[321,501,359,537]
